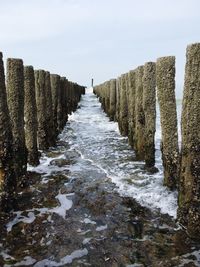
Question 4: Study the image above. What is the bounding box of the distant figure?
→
[91,78,94,87]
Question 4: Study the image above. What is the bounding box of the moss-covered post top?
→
[7,58,23,63]
[51,74,60,79]
[137,65,144,71]
[24,65,34,76]
[144,61,155,69]
[7,58,24,76]
[35,69,45,74]
[187,42,200,52]
[25,65,34,70]
[156,56,175,73]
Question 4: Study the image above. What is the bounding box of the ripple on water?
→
[6,191,73,232]
[58,90,180,218]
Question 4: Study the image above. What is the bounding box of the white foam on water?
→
[6,193,73,232]
[86,87,94,94]
[174,249,200,267]
[82,238,92,245]
[6,211,36,232]
[4,256,37,267]
[51,193,73,219]
[96,225,107,231]
[5,137,74,232]
[126,264,144,267]
[28,154,66,177]
[109,172,178,217]
[77,229,91,235]
[46,240,52,246]
[33,248,88,267]
[0,251,15,261]
[60,90,181,218]
[81,218,97,225]
[66,193,75,196]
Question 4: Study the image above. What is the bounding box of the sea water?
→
[59,88,182,218]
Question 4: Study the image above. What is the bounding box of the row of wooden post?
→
[93,43,200,240]
[0,52,85,211]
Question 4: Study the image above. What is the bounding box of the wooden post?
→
[24,66,39,166]
[135,66,145,160]
[0,53,16,210]
[45,71,55,147]
[6,58,27,183]
[143,62,157,170]
[119,74,128,136]
[178,43,200,239]
[115,77,121,123]
[35,70,48,150]
[50,74,60,138]
[57,76,63,133]
[156,56,179,190]
[109,79,116,121]
[127,70,136,148]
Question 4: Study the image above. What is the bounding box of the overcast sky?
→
[0,0,199,97]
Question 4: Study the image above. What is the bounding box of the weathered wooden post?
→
[0,53,16,210]
[127,70,136,148]
[65,78,70,125]
[156,56,179,190]
[99,85,103,108]
[125,73,130,135]
[60,77,66,129]
[119,74,128,136]
[97,84,103,109]
[115,77,121,123]
[50,74,60,138]
[101,83,105,112]
[66,79,70,118]
[93,85,97,95]
[105,81,110,115]
[70,81,75,114]
[35,70,48,150]
[74,83,81,109]
[74,83,78,111]
[6,58,27,184]
[109,79,116,121]
[73,82,78,112]
[135,66,145,160]
[57,76,63,133]
[143,62,157,170]
[24,66,39,166]
[72,82,76,112]
[105,81,110,116]
[178,43,200,239]
[45,71,55,147]
[101,83,106,112]
[101,82,106,112]
[69,81,73,113]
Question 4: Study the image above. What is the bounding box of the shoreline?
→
[0,137,200,267]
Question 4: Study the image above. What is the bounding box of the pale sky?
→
[0,0,200,98]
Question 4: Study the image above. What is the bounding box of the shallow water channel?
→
[0,89,200,267]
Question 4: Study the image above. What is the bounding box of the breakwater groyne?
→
[93,43,200,239]
[0,52,85,211]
